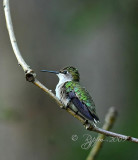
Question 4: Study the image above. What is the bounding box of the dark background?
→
[0,0,138,160]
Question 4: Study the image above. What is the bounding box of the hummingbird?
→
[41,66,99,124]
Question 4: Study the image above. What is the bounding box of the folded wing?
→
[68,91,99,122]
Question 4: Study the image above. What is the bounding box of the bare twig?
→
[3,0,138,143]
[86,107,117,160]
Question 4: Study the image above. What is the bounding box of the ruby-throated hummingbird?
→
[41,66,99,124]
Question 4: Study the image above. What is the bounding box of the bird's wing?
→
[65,81,99,122]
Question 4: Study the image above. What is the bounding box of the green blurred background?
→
[0,0,138,159]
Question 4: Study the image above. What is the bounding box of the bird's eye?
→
[63,71,67,74]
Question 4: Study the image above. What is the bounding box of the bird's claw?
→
[74,111,79,115]
[83,119,88,125]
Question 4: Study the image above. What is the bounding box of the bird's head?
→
[41,66,80,82]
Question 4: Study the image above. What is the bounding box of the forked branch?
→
[3,0,138,143]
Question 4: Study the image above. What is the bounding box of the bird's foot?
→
[83,119,88,125]
[65,104,70,110]
[74,111,79,115]
[83,120,91,130]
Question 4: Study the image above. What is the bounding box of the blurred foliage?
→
[0,0,138,160]
[64,1,116,33]
[0,107,22,121]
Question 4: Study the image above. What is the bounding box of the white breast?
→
[55,73,72,106]
[55,83,62,99]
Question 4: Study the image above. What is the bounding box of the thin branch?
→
[86,107,117,160]
[3,0,138,144]
[3,0,30,73]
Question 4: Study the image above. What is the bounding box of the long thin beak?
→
[40,70,59,74]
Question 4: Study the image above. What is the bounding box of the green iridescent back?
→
[64,81,96,113]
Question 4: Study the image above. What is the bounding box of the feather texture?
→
[64,81,99,122]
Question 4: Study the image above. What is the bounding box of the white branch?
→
[3,0,30,72]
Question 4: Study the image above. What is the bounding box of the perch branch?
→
[3,0,138,144]
[86,107,117,160]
